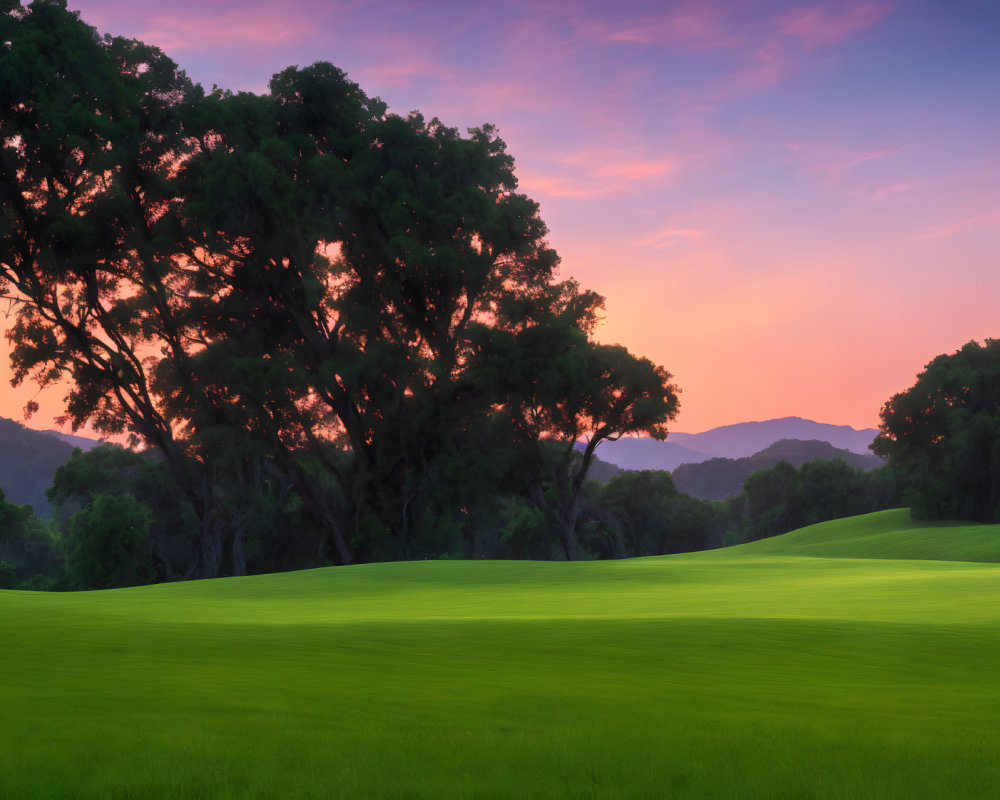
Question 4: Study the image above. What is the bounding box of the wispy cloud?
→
[355,56,454,90]
[870,183,915,201]
[573,6,743,50]
[633,227,707,248]
[916,210,1000,240]
[710,1,894,99]
[777,2,893,50]
[514,169,615,199]
[518,145,687,199]
[136,11,316,50]
[582,157,677,182]
[788,142,911,185]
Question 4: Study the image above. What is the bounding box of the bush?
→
[63,494,153,590]
[0,561,17,590]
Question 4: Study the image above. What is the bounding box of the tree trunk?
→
[559,499,581,561]
[231,518,247,577]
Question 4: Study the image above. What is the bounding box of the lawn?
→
[3,508,1000,798]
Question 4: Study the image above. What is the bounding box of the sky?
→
[4,0,999,435]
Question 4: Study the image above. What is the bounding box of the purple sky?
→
[7,0,999,433]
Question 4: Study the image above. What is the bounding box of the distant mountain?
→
[671,439,885,501]
[669,417,878,459]
[0,417,78,516]
[590,438,715,472]
[593,417,878,471]
[585,454,625,484]
[45,429,104,451]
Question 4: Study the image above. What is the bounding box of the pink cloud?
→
[136,11,315,50]
[633,227,707,248]
[788,142,911,185]
[778,2,893,50]
[356,57,454,90]
[515,146,688,199]
[708,2,893,100]
[588,158,677,181]
[514,169,615,200]
[916,211,1000,240]
[573,7,744,50]
[870,183,915,201]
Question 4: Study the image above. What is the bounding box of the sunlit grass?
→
[3,509,1000,797]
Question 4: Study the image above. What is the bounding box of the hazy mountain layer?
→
[595,417,878,471]
[671,439,884,500]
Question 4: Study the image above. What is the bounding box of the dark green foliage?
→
[48,446,204,580]
[875,340,1000,523]
[742,459,900,542]
[63,493,153,589]
[672,438,883,501]
[1,2,681,575]
[598,471,724,556]
[0,487,60,583]
[0,560,17,589]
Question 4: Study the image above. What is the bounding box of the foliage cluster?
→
[741,458,900,541]
[875,339,1000,523]
[0,1,679,575]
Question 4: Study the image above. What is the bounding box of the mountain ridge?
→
[594,417,879,472]
[671,438,884,500]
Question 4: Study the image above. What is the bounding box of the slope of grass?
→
[3,511,1000,797]
[733,507,1000,562]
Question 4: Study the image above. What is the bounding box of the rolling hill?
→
[3,510,1000,798]
[735,507,1000,562]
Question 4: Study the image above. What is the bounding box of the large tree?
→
[0,0,247,576]
[1,0,681,571]
[874,339,1000,522]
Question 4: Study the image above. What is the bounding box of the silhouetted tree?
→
[487,307,680,559]
[0,0,244,576]
[875,339,1000,522]
[1,1,680,572]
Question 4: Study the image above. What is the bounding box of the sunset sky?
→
[5,0,999,434]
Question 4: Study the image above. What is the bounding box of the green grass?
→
[3,509,1000,798]
[733,507,1000,562]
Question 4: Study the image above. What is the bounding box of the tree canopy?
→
[874,339,1000,523]
[1,0,680,573]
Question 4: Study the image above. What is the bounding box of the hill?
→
[671,438,883,500]
[670,416,879,458]
[0,417,78,516]
[596,416,879,471]
[734,508,1000,562]
[587,437,713,472]
[4,511,1000,797]
[46,429,104,451]
[585,453,624,483]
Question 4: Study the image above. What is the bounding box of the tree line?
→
[1,445,900,590]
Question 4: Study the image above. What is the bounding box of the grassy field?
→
[3,508,1000,798]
